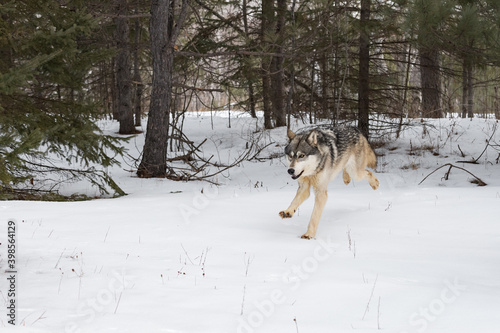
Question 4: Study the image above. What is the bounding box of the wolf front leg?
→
[301,189,328,239]
[279,178,311,219]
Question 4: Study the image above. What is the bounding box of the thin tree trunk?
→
[261,0,273,129]
[111,58,119,120]
[332,0,340,124]
[286,0,297,129]
[320,51,328,119]
[271,0,286,127]
[242,0,257,119]
[358,0,370,138]
[262,71,273,129]
[309,61,315,124]
[320,7,329,120]
[495,87,499,120]
[397,44,412,138]
[133,11,143,126]
[116,0,135,134]
[467,63,474,118]
[461,60,467,118]
[248,83,256,118]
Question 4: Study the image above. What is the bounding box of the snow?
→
[1,113,500,332]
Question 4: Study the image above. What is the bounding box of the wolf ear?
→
[307,130,318,146]
[287,129,296,140]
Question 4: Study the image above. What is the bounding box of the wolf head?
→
[284,129,321,180]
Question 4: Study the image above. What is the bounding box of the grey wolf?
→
[279,126,379,239]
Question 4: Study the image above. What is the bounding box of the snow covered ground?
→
[1,113,500,332]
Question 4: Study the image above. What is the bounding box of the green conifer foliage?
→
[0,1,125,198]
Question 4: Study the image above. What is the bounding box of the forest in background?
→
[2,0,500,197]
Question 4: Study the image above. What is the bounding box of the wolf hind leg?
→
[342,169,351,185]
[350,164,379,190]
[345,154,379,190]
[365,170,379,190]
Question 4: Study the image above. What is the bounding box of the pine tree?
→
[0,1,125,197]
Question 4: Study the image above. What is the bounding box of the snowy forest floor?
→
[1,113,500,333]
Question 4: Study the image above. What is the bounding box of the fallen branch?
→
[167,138,207,163]
[418,163,487,186]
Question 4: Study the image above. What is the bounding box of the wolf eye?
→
[297,153,305,159]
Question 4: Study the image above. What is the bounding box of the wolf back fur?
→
[280,126,379,239]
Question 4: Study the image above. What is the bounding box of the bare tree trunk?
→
[111,58,119,120]
[461,59,474,118]
[419,48,442,118]
[262,73,273,128]
[320,52,328,119]
[461,60,467,118]
[242,0,257,119]
[270,58,285,127]
[320,7,329,120]
[248,83,256,118]
[397,44,413,138]
[286,0,297,129]
[271,0,286,127]
[133,11,143,126]
[309,61,315,124]
[261,0,273,129]
[358,0,370,138]
[116,0,135,134]
[332,0,340,123]
[495,87,499,120]
[137,0,190,178]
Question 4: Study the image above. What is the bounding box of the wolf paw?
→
[279,211,293,218]
[342,170,351,185]
[300,233,314,240]
[370,178,379,190]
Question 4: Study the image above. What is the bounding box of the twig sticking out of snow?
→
[54,248,66,269]
[294,317,299,333]
[104,226,111,242]
[362,274,379,320]
[377,296,381,330]
[240,253,254,316]
[181,243,195,265]
[114,292,123,314]
[31,311,47,325]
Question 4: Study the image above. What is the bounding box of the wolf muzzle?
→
[288,168,303,180]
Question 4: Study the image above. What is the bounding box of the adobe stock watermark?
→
[65,270,131,333]
[237,237,336,333]
[402,277,467,333]
[179,186,219,225]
